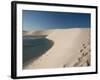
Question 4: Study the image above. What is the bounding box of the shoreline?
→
[23,28,91,69]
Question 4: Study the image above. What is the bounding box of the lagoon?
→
[23,36,54,65]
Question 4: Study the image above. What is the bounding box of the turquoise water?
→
[23,36,54,64]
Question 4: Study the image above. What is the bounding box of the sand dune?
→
[24,28,90,69]
[23,30,53,37]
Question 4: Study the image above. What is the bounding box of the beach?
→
[23,28,90,69]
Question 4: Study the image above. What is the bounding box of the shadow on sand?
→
[23,37,54,67]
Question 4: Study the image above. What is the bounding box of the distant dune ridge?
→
[23,28,91,69]
[23,30,53,37]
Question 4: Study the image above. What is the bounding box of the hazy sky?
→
[22,10,90,31]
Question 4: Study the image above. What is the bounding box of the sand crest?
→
[24,28,90,69]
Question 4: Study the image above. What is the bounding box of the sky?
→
[22,10,90,31]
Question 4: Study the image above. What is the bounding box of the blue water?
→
[23,36,54,64]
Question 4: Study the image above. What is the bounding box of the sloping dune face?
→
[24,28,90,69]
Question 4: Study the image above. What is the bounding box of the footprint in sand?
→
[63,65,66,68]
[80,49,83,53]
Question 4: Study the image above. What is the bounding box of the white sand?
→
[24,28,90,69]
[23,30,53,36]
